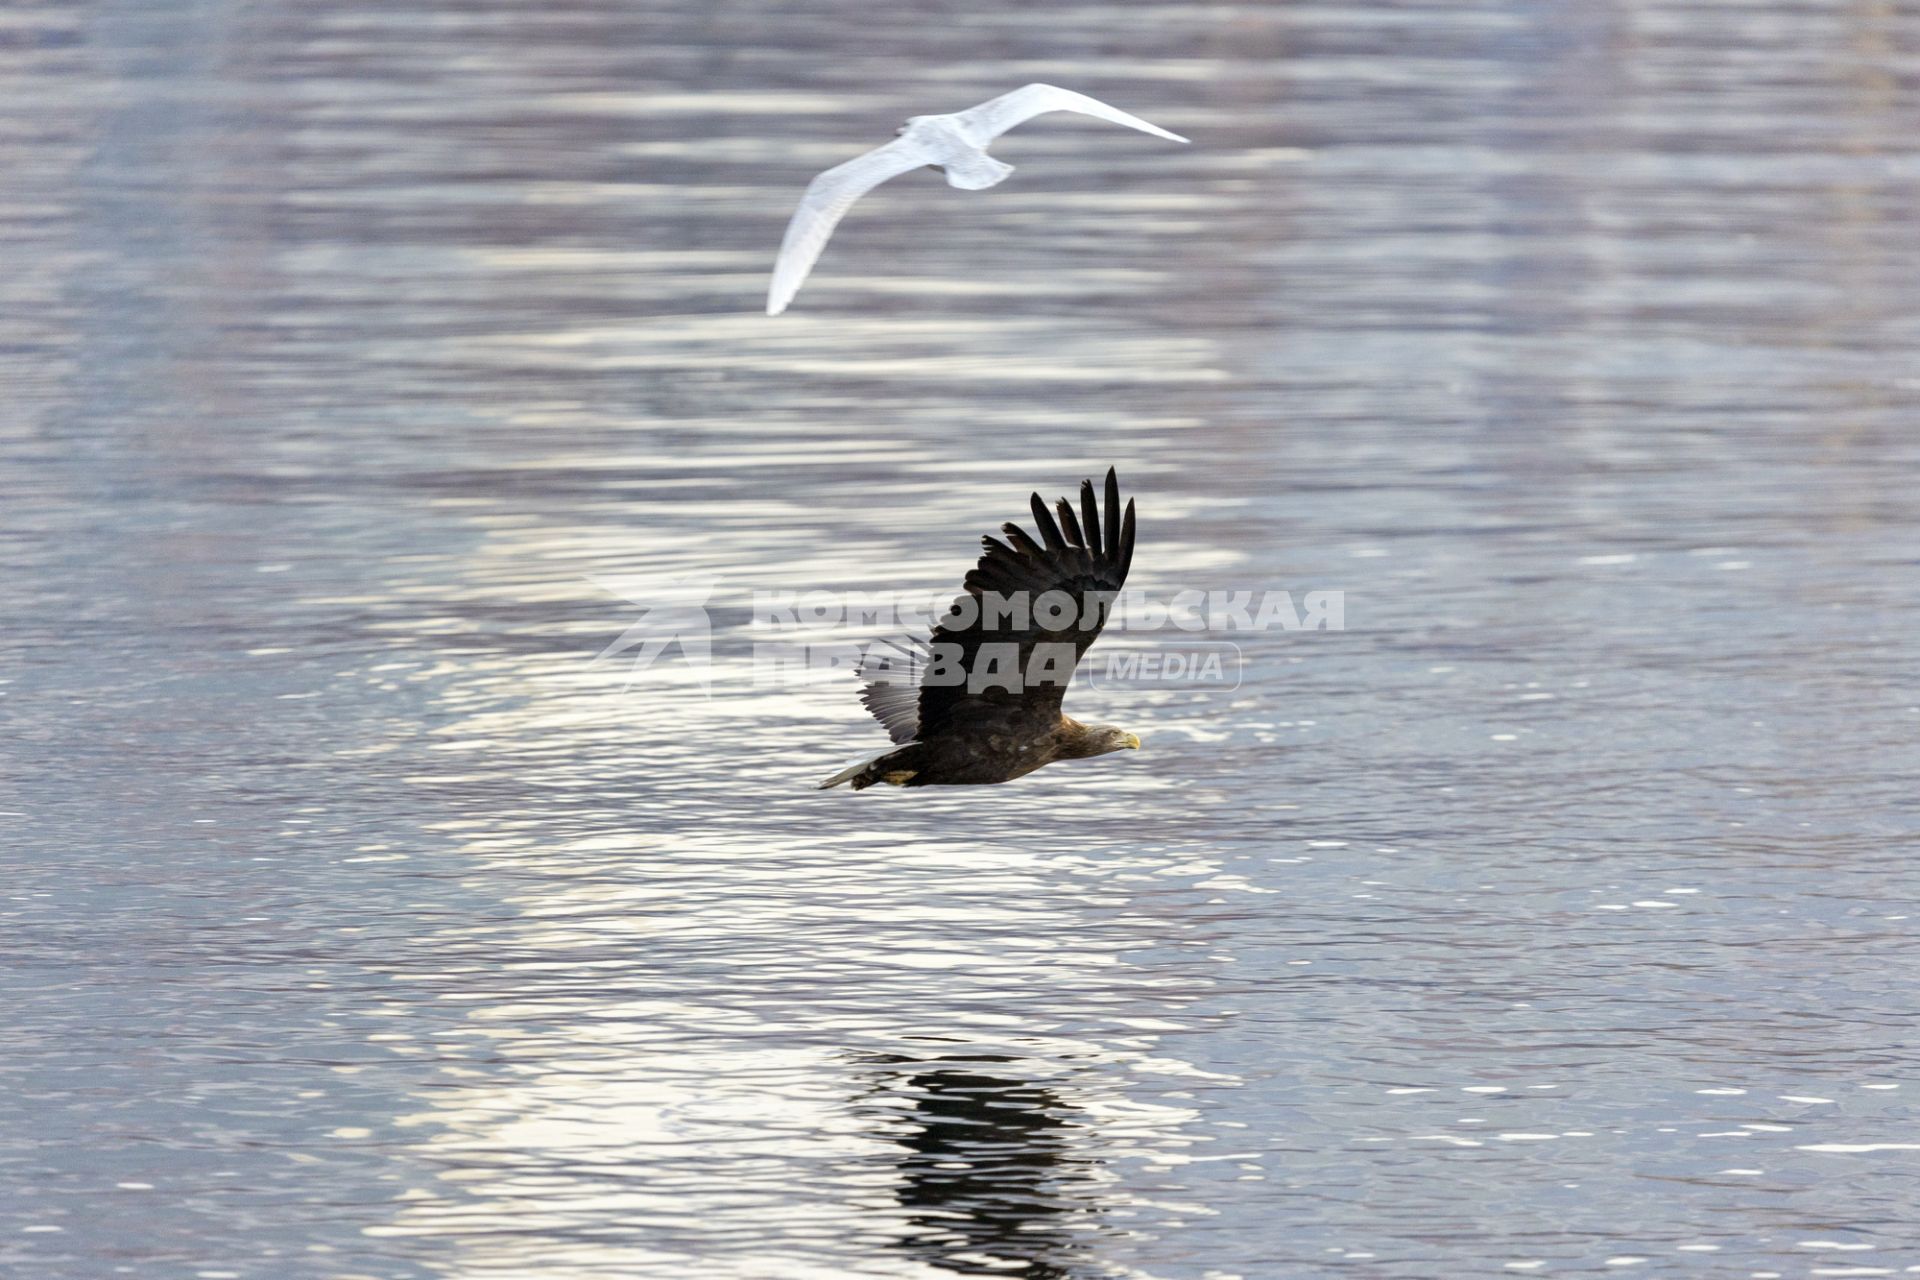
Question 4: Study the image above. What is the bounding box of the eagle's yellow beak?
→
[1123,732,1142,750]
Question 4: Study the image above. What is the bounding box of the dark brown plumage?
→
[819,468,1141,790]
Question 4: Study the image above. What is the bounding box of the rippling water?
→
[4,1,1919,1277]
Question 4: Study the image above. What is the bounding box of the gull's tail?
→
[941,151,1015,191]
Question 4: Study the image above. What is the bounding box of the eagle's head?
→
[1064,723,1142,759]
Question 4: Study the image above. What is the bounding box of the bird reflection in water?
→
[874,1054,1102,1279]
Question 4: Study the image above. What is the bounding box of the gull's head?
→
[895,115,930,137]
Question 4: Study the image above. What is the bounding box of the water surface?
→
[3,1,1919,1277]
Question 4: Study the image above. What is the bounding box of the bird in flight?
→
[819,468,1141,790]
[767,85,1188,315]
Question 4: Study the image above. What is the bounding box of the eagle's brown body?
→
[819,469,1141,790]
[837,715,1134,790]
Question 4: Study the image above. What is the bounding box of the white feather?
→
[953,83,1189,147]
[766,136,939,317]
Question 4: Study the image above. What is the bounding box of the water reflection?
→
[879,1055,1097,1280]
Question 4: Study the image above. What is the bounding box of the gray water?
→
[4,1,1919,1277]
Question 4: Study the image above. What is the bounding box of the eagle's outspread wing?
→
[855,635,929,745]
[767,135,941,316]
[913,467,1136,742]
[954,84,1189,146]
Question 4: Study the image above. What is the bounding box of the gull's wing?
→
[953,83,1188,146]
[767,136,939,316]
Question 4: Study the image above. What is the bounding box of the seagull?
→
[766,83,1189,316]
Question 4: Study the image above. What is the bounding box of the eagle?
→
[819,468,1141,790]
